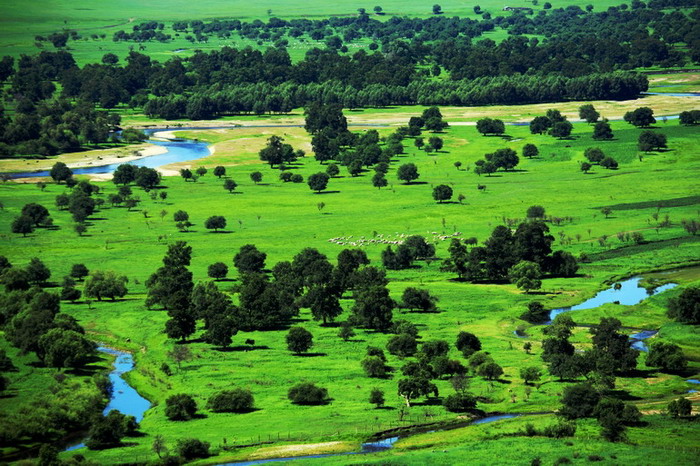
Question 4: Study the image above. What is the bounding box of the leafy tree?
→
[667,397,692,417]
[624,107,655,127]
[288,382,329,405]
[50,162,72,184]
[223,179,238,193]
[207,262,228,280]
[667,286,700,324]
[526,205,546,219]
[523,144,538,158]
[213,166,226,178]
[520,366,542,385]
[600,156,618,169]
[530,116,552,134]
[84,270,128,301]
[26,257,51,284]
[550,121,573,138]
[202,314,237,348]
[204,215,226,232]
[646,341,687,372]
[398,377,437,406]
[443,392,477,412]
[521,301,549,323]
[476,118,505,136]
[477,362,503,380]
[135,167,161,189]
[509,261,542,293]
[401,287,438,312]
[560,383,601,419]
[590,317,639,373]
[180,168,193,182]
[397,163,419,184]
[165,394,198,421]
[592,119,614,140]
[250,171,263,184]
[578,104,600,124]
[38,328,96,368]
[304,285,342,324]
[234,244,267,275]
[196,167,207,177]
[308,172,330,193]
[167,345,193,371]
[351,286,395,330]
[372,173,387,189]
[638,130,667,152]
[432,184,453,203]
[338,322,355,341]
[456,331,482,357]
[679,111,700,125]
[369,388,385,408]
[432,4,442,14]
[326,163,340,178]
[584,147,605,164]
[21,203,51,227]
[86,410,132,450]
[11,215,34,236]
[206,388,254,413]
[286,326,314,354]
[387,333,418,357]
[292,247,333,289]
[176,438,210,460]
[362,356,388,378]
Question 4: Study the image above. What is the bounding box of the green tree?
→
[593,119,614,140]
[206,388,254,413]
[624,107,655,127]
[372,173,387,189]
[520,366,542,385]
[288,382,329,405]
[26,257,51,284]
[362,355,388,378]
[21,203,51,227]
[387,333,418,357]
[234,244,267,275]
[326,163,340,178]
[180,168,193,182]
[550,121,573,138]
[667,397,692,417]
[11,215,34,236]
[250,171,263,184]
[84,270,128,301]
[308,172,330,193]
[38,328,96,368]
[560,383,601,419]
[667,286,700,324]
[213,166,226,178]
[207,262,228,280]
[369,388,385,408]
[165,394,198,421]
[646,341,687,372]
[477,362,504,380]
[578,104,600,124]
[397,163,419,184]
[398,377,437,406]
[432,184,453,203]
[401,287,438,312]
[286,326,314,354]
[50,162,72,184]
[443,392,477,412]
[351,286,395,331]
[456,331,482,357]
[509,261,542,293]
[523,144,538,158]
[176,438,210,460]
[204,215,226,232]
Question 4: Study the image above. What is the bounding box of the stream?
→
[65,346,151,452]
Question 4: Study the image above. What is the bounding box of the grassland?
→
[1,99,699,464]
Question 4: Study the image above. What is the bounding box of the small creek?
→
[65,346,151,451]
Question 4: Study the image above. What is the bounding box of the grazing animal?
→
[477,184,486,191]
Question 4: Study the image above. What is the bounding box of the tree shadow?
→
[295,352,328,357]
[375,406,396,410]
[403,181,428,185]
[605,389,642,401]
[209,230,234,234]
[315,190,341,194]
[218,345,271,352]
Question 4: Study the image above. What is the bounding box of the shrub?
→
[443,392,477,412]
[543,421,577,438]
[288,382,329,405]
[361,356,388,378]
[165,394,198,421]
[176,438,210,460]
[206,388,254,413]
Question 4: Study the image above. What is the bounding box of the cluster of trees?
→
[474,148,519,175]
[529,109,573,138]
[382,235,435,270]
[441,213,578,284]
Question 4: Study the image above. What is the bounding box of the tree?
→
[521,301,549,323]
[326,163,340,178]
[443,392,477,412]
[590,317,639,373]
[432,184,453,203]
[638,131,667,152]
[213,166,226,178]
[668,397,692,417]
[338,322,355,341]
[477,362,504,380]
[165,394,198,420]
[456,332,482,357]
[207,262,228,280]
[286,326,313,354]
[207,388,254,413]
[593,120,614,140]
[397,163,419,184]
[646,341,687,372]
[523,144,538,159]
[559,383,601,419]
[372,173,388,189]
[667,286,700,324]
[624,107,655,127]
[429,136,444,151]
[11,215,34,236]
[305,285,342,324]
[196,167,207,177]
[526,205,546,219]
[250,171,263,184]
[86,410,132,450]
[580,162,592,174]
[308,172,330,193]
[432,4,442,14]
[288,382,329,405]
[476,118,505,136]
[204,215,226,232]
[26,257,51,284]
[176,438,210,460]
[520,366,542,385]
[509,261,542,293]
[600,156,618,169]
[550,121,573,138]
[398,377,437,406]
[373,5,383,14]
[180,168,193,182]
[362,356,388,378]
[351,286,395,331]
[167,345,193,371]
[578,104,599,124]
[401,287,438,312]
[387,333,418,357]
[38,328,96,368]
[369,388,385,408]
[84,270,128,301]
[50,162,72,184]
[234,244,267,275]
[21,203,51,227]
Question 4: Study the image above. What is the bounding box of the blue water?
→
[65,346,151,451]
[641,92,700,97]
[629,330,658,352]
[549,277,677,321]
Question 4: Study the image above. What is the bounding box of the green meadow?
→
[1,104,699,463]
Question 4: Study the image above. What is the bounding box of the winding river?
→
[65,346,151,452]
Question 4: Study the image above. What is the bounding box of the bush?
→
[361,356,388,378]
[165,394,198,421]
[443,392,477,412]
[386,333,418,357]
[176,438,210,460]
[288,382,329,405]
[206,388,254,413]
[543,421,577,438]
[455,331,481,357]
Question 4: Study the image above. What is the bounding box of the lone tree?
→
[476,118,505,136]
[308,172,330,193]
[593,119,614,140]
[372,173,388,189]
[204,216,226,232]
[207,262,228,280]
[286,326,314,354]
[432,4,442,14]
[667,286,700,324]
[223,179,238,193]
[522,144,538,159]
[369,388,385,408]
[165,394,198,421]
[250,172,263,184]
[550,121,573,139]
[638,131,667,152]
[509,260,542,293]
[432,184,453,203]
[50,162,73,184]
[180,168,194,182]
[11,215,34,236]
[213,166,226,178]
[397,163,419,184]
[207,388,254,413]
[578,104,600,124]
[624,107,655,128]
[288,382,329,405]
[646,341,687,372]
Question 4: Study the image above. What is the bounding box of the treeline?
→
[144,72,647,119]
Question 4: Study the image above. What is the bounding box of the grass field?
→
[1,101,699,464]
